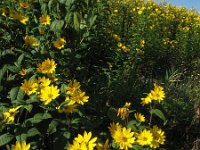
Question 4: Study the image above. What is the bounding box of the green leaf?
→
[23,104,33,112]
[150,109,167,125]
[127,120,137,131]
[14,54,24,68]
[9,87,25,101]
[50,20,65,32]
[48,119,59,134]
[16,133,27,141]
[63,132,71,139]
[27,128,40,137]
[0,133,14,146]
[7,65,20,73]
[73,12,80,31]
[26,112,52,124]
[0,65,7,85]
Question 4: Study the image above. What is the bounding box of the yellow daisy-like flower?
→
[149,83,165,102]
[150,125,166,148]
[15,13,29,24]
[74,131,97,150]
[66,90,89,105]
[108,122,123,138]
[68,141,87,150]
[141,94,152,106]
[20,68,27,76]
[20,80,38,95]
[96,139,109,150]
[53,38,66,49]
[3,106,22,123]
[19,2,30,9]
[134,112,145,122]
[136,129,153,146]
[112,34,121,41]
[117,102,131,120]
[113,127,135,150]
[40,85,60,105]
[37,58,57,74]
[38,76,51,88]
[39,14,51,25]
[12,141,30,150]
[56,103,78,114]
[23,35,39,47]
[66,80,81,95]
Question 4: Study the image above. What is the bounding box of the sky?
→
[155,0,200,12]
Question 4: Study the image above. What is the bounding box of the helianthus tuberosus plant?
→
[1,0,199,149]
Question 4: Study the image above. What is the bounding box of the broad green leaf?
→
[150,109,167,125]
[50,20,65,32]
[27,128,40,137]
[16,133,27,141]
[9,87,25,101]
[48,119,59,134]
[0,133,14,146]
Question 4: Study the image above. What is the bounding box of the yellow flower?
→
[117,42,123,48]
[136,129,153,146]
[56,103,78,113]
[38,76,51,88]
[141,94,152,105]
[112,34,120,41]
[73,131,97,150]
[134,112,145,122]
[19,2,30,9]
[3,106,22,123]
[66,80,81,95]
[12,141,30,150]
[68,141,87,150]
[53,38,65,49]
[96,139,109,150]
[108,122,122,137]
[149,83,165,102]
[15,13,29,24]
[150,125,166,148]
[66,90,89,105]
[117,102,131,120]
[65,79,89,105]
[40,85,60,105]
[20,80,38,95]
[112,127,135,150]
[37,58,57,74]
[39,14,51,25]
[23,35,39,47]
[20,68,27,76]
[139,39,145,48]
[1,7,7,17]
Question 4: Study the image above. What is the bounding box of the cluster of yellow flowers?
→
[141,83,165,105]
[65,79,89,105]
[112,34,130,52]
[19,58,60,105]
[56,79,89,114]
[109,122,165,149]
